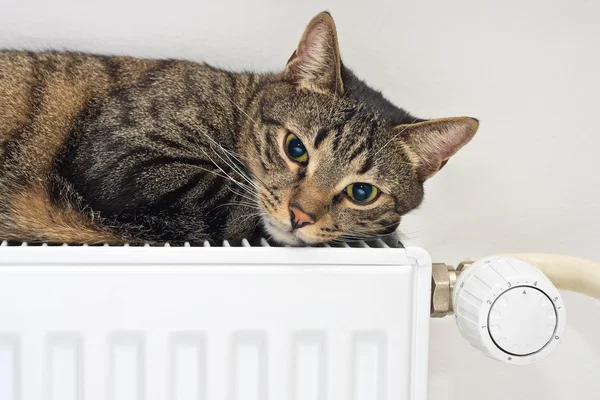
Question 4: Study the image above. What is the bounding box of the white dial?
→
[453,256,566,365]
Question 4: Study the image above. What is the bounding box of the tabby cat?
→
[0,12,478,246]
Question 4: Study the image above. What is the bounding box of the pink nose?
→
[289,203,316,229]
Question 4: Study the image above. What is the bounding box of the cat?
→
[0,12,478,246]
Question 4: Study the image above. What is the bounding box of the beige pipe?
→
[503,253,600,300]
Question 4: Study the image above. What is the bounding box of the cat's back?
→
[0,50,164,160]
[0,50,170,132]
[0,50,169,242]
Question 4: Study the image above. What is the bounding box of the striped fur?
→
[0,12,478,245]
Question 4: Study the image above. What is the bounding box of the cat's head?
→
[245,12,478,245]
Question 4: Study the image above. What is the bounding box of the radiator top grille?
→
[0,236,403,249]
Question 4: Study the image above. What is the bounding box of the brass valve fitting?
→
[430,261,473,317]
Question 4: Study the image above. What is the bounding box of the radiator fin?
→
[109,333,145,400]
[170,333,207,400]
[0,335,19,400]
[292,332,327,400]
[46,334,83,400]
[231,332,267,400]
[352,332,387,400]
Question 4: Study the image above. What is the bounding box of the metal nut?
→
[431,261,471,317]
[431,263,452,318]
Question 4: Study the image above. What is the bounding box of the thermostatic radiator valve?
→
[431,257,566,365]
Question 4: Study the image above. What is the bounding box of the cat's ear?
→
[284,11,344,94]
[398,117,479,181]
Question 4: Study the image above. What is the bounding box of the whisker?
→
[211,202,261,212]
[209,143,263,192]
[200,148,256,195]
[217,88,259,125]
[180,117,272,195]
[228,187,259,205]
[372,117,419,157]
[238,212,263,225]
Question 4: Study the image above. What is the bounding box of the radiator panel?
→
[0,244,431,400]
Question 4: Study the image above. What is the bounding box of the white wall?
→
[2,0,599,398]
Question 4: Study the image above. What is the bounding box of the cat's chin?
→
[262,219,313,246]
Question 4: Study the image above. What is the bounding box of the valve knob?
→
[453,256,566,364]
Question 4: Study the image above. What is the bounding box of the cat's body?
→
[0,52,266,244]
[0,12,478,245]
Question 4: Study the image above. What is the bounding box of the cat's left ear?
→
[284,11,344,94]
[398,117,479,181]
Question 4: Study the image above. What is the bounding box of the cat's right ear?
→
[397,117,479,181]
[284,12,344,95]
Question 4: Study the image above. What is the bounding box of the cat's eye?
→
[346,183,380,204]
[284,132,308,164]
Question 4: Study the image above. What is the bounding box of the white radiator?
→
[0,238,432,400]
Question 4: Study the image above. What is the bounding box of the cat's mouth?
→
[262,219,312,246]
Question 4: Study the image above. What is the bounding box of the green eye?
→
[285,132,308,164]
[346,183,379,204]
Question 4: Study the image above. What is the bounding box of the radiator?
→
[0,238,432,400]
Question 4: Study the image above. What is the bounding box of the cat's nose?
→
[289,202,316,229]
